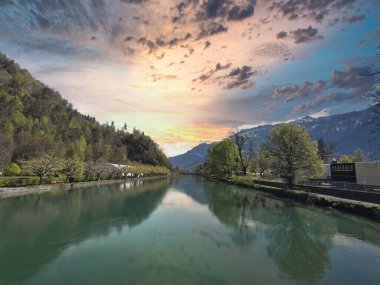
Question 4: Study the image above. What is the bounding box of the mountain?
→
[170,107,378,169]
[0,53,170,169]
[169,143,212,170]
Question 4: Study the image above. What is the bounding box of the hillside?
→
[170,143,211,170]
[0,53,170,169]
[170,107,378,169]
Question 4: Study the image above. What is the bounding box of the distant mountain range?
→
[170,143,212,170]
[169,107,378,169]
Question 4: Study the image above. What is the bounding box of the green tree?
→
[265,125,323,188]
[257,146,272,177]
[206,138,238,178]
[0,132,13,171]
[4,121,14,137]
[4,163,21,176]
[338,155,353,163]
[317,138,336,163]
[0,53,171,169]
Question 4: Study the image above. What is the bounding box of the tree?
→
[4,163,21,176]
[352,148,366,162]
[0,53,171,169]
[0,132,14,171]
[338,149,366,163]
[83,161,98,182]
[206,138,238,178]
[62,159,82,183]
[94,162,110,181]
[231,129,249,176]
[317,138,336,163]
[264,125,323,188]
[257,146,272,177]
[338,155,353,163]
[22,153,60,184]
[364,47,380,133]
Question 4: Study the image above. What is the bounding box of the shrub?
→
[4,163,21,176]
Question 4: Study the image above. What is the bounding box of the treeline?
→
[1,154,170,187]
[196,125,371,188]
[316,138,367,163]
[196,125,324,187]
[0,53,170,171]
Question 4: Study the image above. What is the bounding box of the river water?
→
[0,176,380,285]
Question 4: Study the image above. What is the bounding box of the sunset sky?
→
[0,0,379,156]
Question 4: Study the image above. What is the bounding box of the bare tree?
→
[62,159,82,183]
[83,161,98,182]
[94,162,110,181]
[231,128,249,176]
[22,153,60,184]
[363,47,380,133]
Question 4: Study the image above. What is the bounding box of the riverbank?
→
[0,175,168,199]
[206,175,380,221]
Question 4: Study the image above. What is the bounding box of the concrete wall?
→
[355,161,380,187]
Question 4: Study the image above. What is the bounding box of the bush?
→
[4,163,21,176]
[0,177,40,187]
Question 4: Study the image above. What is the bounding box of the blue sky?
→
[0,0,379,156]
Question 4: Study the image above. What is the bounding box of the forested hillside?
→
[0,53,170,170]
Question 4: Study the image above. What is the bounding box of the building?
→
[319,161,380,187]
[355,161,380,187]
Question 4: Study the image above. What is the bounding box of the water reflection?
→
[203,178,380,284]
[265,208,334,284]
[0,178,169,285]
[1,176,380,285]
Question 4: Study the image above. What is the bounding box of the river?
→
[1,176,380,285]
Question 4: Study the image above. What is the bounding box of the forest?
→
[0,53,171,172]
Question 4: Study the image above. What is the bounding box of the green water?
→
[1,176,380,285]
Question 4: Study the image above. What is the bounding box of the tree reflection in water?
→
[204,179,335,284]
[0,178,169,285]
[266,207,334,284]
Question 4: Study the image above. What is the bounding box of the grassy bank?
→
[0,175,169,199]
[0,163,170,187]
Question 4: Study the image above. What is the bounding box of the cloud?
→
[269,0,360,23]
[273,80,327,102]
[342,14,365,24]
[195,0,256,22]
[194,62,232,82]
[197,0,229,20]
[290,65,374,115]
[135,33,193,52]
[253,42,291,60]
[276,31,288,39]
[331,66,373,93]
[227,5,255,21]
[290,26,324,44]
[152,74,178,82]
[310,108,331,118]
[120,0,149,4]
[197,22,228,39]
[224,65,258,89]
[292,91,359,115]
